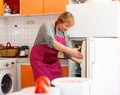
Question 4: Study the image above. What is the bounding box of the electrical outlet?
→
[26,21,34,24]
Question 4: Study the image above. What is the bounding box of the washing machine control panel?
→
[0,58,16,69]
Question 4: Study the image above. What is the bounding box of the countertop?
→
[0,57,69,66]
[7,87,61,95]
[16,58,69,66]
[16,58,30,63]
[0,57,30,63]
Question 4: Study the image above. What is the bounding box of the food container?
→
[21,45,29,57]
[19,45,29,57]
[51,77,91,95]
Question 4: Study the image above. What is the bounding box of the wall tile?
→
[0,14,59,49]
[0,18,7,44]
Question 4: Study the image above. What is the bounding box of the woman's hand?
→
[68,48,83,59]
[53,41,83,59]
[71,57,82,64]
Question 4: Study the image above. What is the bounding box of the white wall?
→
[69,0,114,4]
[0,17,7,43]
[88,0,113,2]
[0,14,59,49]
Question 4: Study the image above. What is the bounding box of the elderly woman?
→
[30,11,83,81]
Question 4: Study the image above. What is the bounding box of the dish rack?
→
[0,42,19,57]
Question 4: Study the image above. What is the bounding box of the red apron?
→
[30,22,66,81]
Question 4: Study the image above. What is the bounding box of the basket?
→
[0,42,19,57]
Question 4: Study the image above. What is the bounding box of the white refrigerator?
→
[66,1,120,95]
[66,1,120,37]
[68,37,120,95]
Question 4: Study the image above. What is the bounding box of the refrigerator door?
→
[89,38,119,95]
[66,1,120,37]
[68,37,87,78]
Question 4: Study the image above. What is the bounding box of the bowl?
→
[51,77,91,95]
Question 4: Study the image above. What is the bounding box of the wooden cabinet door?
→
[0,0,4,15]
[44,0,69,14]
[20,0,43,15]
[21,65,35,89]
[61,66,68,77]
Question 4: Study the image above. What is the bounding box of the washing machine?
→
[0,58,17,95]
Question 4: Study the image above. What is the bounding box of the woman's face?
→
[57,22,72,32]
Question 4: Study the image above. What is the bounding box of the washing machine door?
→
[0,70,13,95]
[2,74,12,93]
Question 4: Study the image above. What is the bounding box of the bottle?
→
[0,0,4,15]
[75,64,81,77]
[4,3,11,14]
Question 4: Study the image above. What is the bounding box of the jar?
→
[19,48,26,57]
[21,45,29,57]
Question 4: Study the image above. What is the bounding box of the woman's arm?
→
[53,40,83,59]
[71,57,82,64]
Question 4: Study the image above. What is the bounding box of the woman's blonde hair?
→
[56,11,74,27]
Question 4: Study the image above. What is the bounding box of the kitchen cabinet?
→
[20,63,68,89]
[21,64,35,89]
[21,0,68,15]
[20,0,43,15]
[0,0,4,15]
[44,0,69,14]
[5,0,68,15]
[4,0,20,14]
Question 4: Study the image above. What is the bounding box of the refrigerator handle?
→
[91,39,95,64]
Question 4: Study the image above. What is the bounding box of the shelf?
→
[0,13,60,18]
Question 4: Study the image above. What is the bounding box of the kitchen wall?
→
[0,1,117,48]
[0,17,6,43]
[0,14,59,49]
[69,0,115,4]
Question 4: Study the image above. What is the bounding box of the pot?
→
[51,77,90,95]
